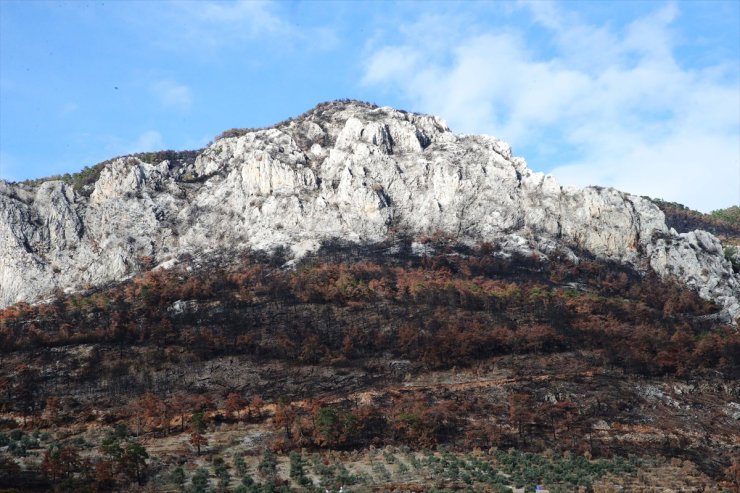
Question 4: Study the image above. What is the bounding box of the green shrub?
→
[171,466,186,487]
[289,451,305,481]
[724,246,740,272]
[336,462,358,486]
[8,441,26,457]
[234,454,248,477]
[20,436,39,449]
[258,449,277,479]
[190,467,210,493]
[711,206,740,226]
[217,468,231,490]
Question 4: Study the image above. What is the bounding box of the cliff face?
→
[1,101,738,320]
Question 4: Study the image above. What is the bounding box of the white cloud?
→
[151,80,192,112]
[138,0,337,54]
[552,132,740,212]
[364,46,420,85]
[188,0,286,33]
[361,3,739,212]
[127,130,164,154]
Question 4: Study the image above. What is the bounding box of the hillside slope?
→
[1,243,738,491]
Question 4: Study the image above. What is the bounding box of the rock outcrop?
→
[1,101,738,321]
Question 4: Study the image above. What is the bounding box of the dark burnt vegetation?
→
[650,198,740,238]
[0,241,734,378]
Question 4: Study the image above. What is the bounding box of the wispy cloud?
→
[151,80,192,112]
[127,130,164,154]
[185,0,286,34]
[361,3,739,212]
[136,0,337,54]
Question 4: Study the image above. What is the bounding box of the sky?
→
[0,0,738,212]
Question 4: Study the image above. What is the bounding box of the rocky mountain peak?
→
[1,100,738,321]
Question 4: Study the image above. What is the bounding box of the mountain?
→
[1,100,738,323]
[1,101,739,492]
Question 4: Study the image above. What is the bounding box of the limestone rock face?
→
[1,101,738,321]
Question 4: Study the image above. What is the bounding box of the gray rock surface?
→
[1,101,738,321]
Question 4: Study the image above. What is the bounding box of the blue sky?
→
[1,0,738,212]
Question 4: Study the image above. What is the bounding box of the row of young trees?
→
[0,425,149,491]
[2,361,737,488]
